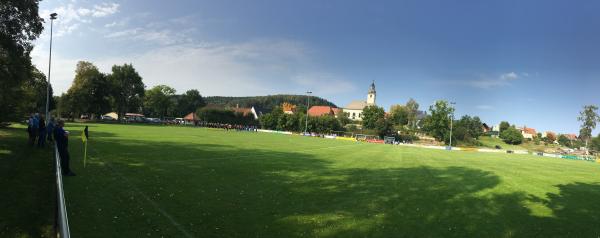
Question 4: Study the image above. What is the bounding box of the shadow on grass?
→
[0,127,54,238]
[65,137,600,237]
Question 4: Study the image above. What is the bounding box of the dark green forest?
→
[204,95,337,113]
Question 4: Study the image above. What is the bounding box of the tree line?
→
[0,0,48,122]
[56,61,208,120]
[258,106,346,133]
[205,95,337,114]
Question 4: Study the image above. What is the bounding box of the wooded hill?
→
[204,95,338,113]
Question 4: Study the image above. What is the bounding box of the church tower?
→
[367,80,376,105]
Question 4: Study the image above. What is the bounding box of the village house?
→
[519,126,537,139]
[232,105,260,120]
[308,106,340,117]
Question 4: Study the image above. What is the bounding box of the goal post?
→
[355,134,378,141]
[355,134,367,141]
[384,136,396,144]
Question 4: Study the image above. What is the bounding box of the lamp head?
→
[50,13,57,20]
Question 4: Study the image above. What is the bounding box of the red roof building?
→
[308,106,338,117]
[519,126,537,139]
[232,107,253,116]
[183,112,199,121]
[565,134,578,140]
[523,127,537,135]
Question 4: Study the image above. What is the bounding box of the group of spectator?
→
[196,121,258,132]
[27,113,54,147]
[26,113,74,176]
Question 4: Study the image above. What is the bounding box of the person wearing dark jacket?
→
[38,117,46,147]
[54,120,75,176]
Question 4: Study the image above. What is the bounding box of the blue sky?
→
[32,0,599,134]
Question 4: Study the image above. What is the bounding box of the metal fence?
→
[54,146,71,238]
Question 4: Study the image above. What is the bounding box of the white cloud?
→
[39,2,120,37]
[468,71,522,89]
[499,72,518,81]
[105,27,194,45]
[31,39,355,98]
[91,3,119,17]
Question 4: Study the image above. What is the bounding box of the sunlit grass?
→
[57,123,600,237]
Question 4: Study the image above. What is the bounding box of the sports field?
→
[7,123,600,237]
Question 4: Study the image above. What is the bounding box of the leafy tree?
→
[176,89,206,116]
[449,115,484,145]
[143,85,176,118]
[590,134,600,153]
[405,98,420,129]
[374,117,393,138]
[56,93,73,120]
[500,126,524,145]
[19,67,55,115]
[337,112,351,127]
[259,106,284,130]
[307,115,342,134]
[557,134,572,148]
[362,105,385,129]
[277,113,301,131]
[0,0,44,121]
[65,61,112,118]
[389,104,409,126]
[578,105,599,148]
[109,64,145,118]
[422,100,454,143]
[544,132,557,144]
[499,121,510,133]
[204,95,336,113]
[197,107,256,125]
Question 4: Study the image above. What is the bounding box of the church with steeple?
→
[343,81,377,121]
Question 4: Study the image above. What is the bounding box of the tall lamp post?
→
[304,91,312,134]
[45,13,58,123]
[448,101,456,150]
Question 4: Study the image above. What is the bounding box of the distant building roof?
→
[344,100,368,110]
[565,134,578,140]
[522,127,537,135]
[232,107,253,116]
[183,112,199,121]
[308,106,336,117]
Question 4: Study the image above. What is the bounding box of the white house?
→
[343,81,377,121]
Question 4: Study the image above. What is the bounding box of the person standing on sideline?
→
[31,114,40,146]
[54,120,75,176]
[38,116,46,147]
[47,117,55,142]
[27,114,34,145]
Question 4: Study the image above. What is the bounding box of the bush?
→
[395,133,419,143]
[500,127,523,145]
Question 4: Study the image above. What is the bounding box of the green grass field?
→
[478,136,565,153]
[4,123,600,237]
[0,126,54,238]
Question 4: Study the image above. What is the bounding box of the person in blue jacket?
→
[54,120,75,176]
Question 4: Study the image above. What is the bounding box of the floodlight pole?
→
[304,91,312,134]
[45,13,57,123]
[449,102,456,150]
